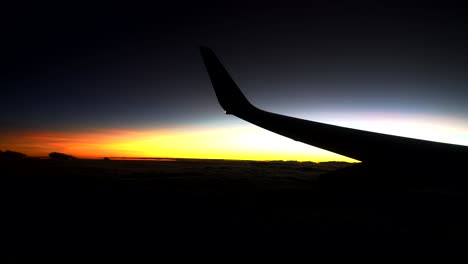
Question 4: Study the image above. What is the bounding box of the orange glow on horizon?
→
[3,117,467,162]
[0,126,357,162]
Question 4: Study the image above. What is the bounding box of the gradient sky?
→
[2,4,468,161]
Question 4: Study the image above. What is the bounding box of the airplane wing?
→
[200,46,468,166]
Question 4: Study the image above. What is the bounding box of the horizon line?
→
[18,155,355,163]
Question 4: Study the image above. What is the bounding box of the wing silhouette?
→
[200,46,468,168]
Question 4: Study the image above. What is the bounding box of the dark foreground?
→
[4,158,467,259]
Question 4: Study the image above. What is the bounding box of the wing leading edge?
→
[200,46,468,166]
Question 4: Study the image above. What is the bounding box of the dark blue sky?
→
[2,4,468,154]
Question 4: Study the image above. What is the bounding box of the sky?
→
[1,4,468,161]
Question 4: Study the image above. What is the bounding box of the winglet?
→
[200,46,256,115]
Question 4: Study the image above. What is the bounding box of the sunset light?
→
[0,125,357,162]
[2,116,468,162]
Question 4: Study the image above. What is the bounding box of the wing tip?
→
[200,46,256,115]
